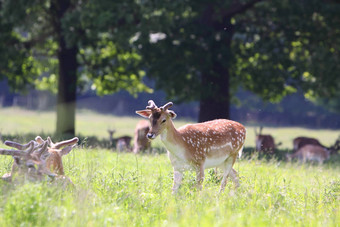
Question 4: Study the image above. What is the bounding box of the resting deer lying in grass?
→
[136,100,246,193]
[0,140,55,182]
[133,120,151,153]
[1,136,78,184]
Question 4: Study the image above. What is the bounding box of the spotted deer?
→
[136,100,246,193]
[1,136,78,184]
[133,120,151,153]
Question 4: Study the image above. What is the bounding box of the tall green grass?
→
[0,150,339,226]
[0,108,339,226]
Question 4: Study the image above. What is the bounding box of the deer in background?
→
[287,138,340,164]
[292,136,340,155]
[136,100,246,193]
[107,129,132,151]
[133,120,151,153]
[255,126,279,154]
[1,136,78,184]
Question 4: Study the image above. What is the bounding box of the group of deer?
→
[287,136,339,164]
[107,121,151,153]
[0,136,78,185]
[255,126,339,164]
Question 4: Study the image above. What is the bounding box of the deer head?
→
[136,100,176,140]
[0,140,56,182]
[1,136,79,182]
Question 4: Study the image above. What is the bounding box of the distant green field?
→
[0,108,339,226]
[0,107,339,150]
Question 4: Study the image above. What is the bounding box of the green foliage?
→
[135,0,340,110]
[234,0,340,103]
[0,0,150,96]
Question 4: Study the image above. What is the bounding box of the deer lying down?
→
[0,140,53,182]
[1,136,78,185]
[286,144,331,165]
[136,100,246,193]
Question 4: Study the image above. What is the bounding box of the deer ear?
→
[59,145,76,156]
[168,110,177,119]
[136,110,152,118]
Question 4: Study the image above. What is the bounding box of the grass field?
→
[0,107,339,149]
[0,108,339,226]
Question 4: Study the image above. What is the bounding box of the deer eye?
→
[161,119,166,124]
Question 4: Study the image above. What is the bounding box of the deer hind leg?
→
[229,168,240,188]
[219,156,236,192]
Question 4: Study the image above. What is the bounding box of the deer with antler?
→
[136,100,246,193]
[0,140,55,182]
[1,136,78,183]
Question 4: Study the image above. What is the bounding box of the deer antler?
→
[35,136,44,144]
[4,140,35,150]
[146,100,157,110]
[53,137,79,149]
[160,102,173,111]
[0,141,35,156]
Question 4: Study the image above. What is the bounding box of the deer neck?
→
[160,120,186,157]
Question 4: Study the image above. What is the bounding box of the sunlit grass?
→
[0,108,339,226]
[0,150,339,226]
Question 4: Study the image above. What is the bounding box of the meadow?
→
[0,108,339,226]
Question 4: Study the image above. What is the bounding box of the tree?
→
[0,0,150,137]
[135,0,340,122]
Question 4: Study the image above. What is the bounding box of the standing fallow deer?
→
[107,129,132,151]
[293,137,340,154]
[136,100,246,193]
[133,120,151,153]
[255,126,279,154]
[292,137,324,152]
[286,144,332,164]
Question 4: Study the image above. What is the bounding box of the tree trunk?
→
[52,0,78,138]
[198,19,234,122]
[56,45,78,137]
[199,72,230,122]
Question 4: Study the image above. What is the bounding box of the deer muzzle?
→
[147,132,156,140]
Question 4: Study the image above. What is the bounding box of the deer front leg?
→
[196,164,204,190]
[172,170,183,194]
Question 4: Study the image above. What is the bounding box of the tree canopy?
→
[0,0,339,134]
[135,0,340,121]
[0,0,151,136]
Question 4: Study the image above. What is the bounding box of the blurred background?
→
[0,0,339,150]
